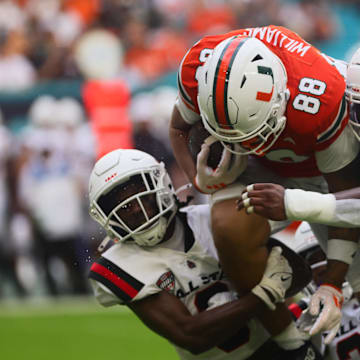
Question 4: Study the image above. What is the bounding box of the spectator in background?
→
[14,95,91,296]
[53,96,96,192]
[186,0,237,38]
[25,0,84,80]
[0,108,27,298]
[229,0,283,30]
[130,91,175,171]
[130,87,197,203]
[278,0,337,44]
[0,28,36,91]
[122,17,175,85]
[0,0,342,90]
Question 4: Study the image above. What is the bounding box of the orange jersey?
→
[178,25,348,177]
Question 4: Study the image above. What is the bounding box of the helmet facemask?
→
[221,112,286,156]
[90,164,177,247]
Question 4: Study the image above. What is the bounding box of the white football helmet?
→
[89,149,177,247]
[346,47,360,141]
[197,36,288,156]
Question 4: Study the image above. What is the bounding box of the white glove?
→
[194,139,247,194]
[298,284,343,345]
[252,247,293,310]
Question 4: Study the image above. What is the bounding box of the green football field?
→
[0,297,178,360]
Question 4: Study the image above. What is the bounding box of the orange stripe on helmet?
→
[213,37,248,129]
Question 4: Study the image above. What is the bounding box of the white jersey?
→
[89,205,270,360]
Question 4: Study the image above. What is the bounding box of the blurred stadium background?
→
[0,0,359,359]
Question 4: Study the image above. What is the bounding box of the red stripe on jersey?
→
[214,37,245,128]
[91,262,139,299]
[288,303,303,319]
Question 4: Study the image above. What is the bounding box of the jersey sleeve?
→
[181,205,219,260]
[89,278,122,307]
[315,123,360,173]
[176,41,207,125]
[176,29,249,124]
[88,245,167,306]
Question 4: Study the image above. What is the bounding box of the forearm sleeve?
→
[333,199,360,227]
[285,189,360,227]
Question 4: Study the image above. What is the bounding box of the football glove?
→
[298,284,343,345]
[194,142,247,194]
[252,246,293,310]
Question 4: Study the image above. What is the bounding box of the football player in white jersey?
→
[87,148,322,360]
[283,222,360,360]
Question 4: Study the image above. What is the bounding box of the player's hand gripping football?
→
[297,284,343,345]
[252,247,293,310]
[194,140,247,194]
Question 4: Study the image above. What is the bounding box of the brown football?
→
[188,121,224,169]
[267,237,312,298]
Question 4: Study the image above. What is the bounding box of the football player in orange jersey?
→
[169,25,360,346]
